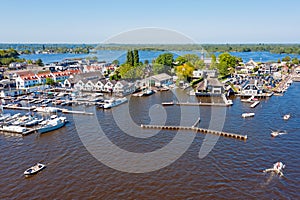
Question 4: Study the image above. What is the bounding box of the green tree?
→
[155,53,174,67]
[133,49,139,67]
[194,59,205,69]
[153,63,170,75]
[36,59,44,66]
[218,52,240,76]
[292,57,299,65]
[126,50,134,66]
[112,59,120,66]
[175,56,188,66]
[144,60,149,65]
[176,62,194,81]
[282,56,291,62]
[45,78,55,85]
[277,58,281,63]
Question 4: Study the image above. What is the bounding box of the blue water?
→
[20,50,300,65]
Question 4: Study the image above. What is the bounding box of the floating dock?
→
[250,101,260,108]
[175,102,232,107]
[60,109,94,115]
[0,127,37,136]
[140,124,247,140]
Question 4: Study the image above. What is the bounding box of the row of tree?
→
[0,48,44,66]
[95,44,300,55]
[111,49,244,81]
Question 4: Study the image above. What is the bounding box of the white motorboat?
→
[271,130,287,137]
[2,125,27,133]
[283,114,290,120]
[24,163,46,176]
[35,106,59,113]
[0,113,11,121]
[103,97,128,109]
[242,113,255,118]
[24,117,44,127]
[38,117,66,134]
[142,89,155,96]
[263,161,285,176]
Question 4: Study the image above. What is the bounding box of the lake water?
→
[0,83,300,199]
[20,50,300,64]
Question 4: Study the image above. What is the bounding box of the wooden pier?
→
[250,101,260,108]
[176,102,232,107]
[140,124,247,140]
[60,109,94,115]
[0,127,37,136]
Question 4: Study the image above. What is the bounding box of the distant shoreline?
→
[1,43,300,55]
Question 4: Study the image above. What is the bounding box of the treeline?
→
[0,44,94,54]
[95,44,300,54]
[0,48,25,65]
[2,43,300,54]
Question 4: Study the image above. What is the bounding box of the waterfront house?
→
[195,77,224,96]
[113,80,136,96]
[63,71,104,89]
[16,74,39,89]
[103,80,116,93]
[240,80,262,96]
[193,70,217,79]
[36,72,54,85]
[143,73,173,87]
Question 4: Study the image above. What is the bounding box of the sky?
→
[1,0,300,44]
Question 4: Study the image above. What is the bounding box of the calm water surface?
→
[20,50,300,64]
[1,83,300,199]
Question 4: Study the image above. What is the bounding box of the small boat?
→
[24,117,44,127]
[24,163,46,176]
[103,97,128,109]
[283,114,290,120]
[263,161,285,176]
[242,112,255,118]
[142,89,155,96]
[271,130,287,137]
[0,113,11,121]
[38,117,66,134]
[35,106,59,113]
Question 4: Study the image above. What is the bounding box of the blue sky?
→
[1,0,299,43]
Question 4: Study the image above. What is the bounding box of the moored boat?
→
[38,117,66,134]
[24,163,46,176]
[242,112,255,118]
[103,97,128,109]
[2,125,27,133]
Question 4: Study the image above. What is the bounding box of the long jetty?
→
[140,124,247,140]
[175,102,231,107]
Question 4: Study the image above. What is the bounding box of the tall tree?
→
[133,49,139,67]
[126,50,134,66]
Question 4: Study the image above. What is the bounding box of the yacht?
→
[103,97,128,109]
[38,117,66,134]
